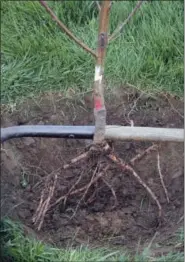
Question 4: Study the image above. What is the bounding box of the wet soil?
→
[1,87,184,252]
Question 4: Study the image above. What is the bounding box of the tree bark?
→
[93,0,111,144]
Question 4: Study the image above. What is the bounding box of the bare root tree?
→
[33,0,173,230]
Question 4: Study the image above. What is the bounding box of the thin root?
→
[51,165,109,209]
[102,177,118,208]
[107,153,162,217]
[63,152,89,169]
[130,144,157,165]
[33,174,58,230]
[70,165,99,219]
[157,151,170,203]
[86,186,97,204]
[63,170,85,207]
[32,179,48,224]
[37,176,57,231]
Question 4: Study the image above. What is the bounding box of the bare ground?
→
[1,86,184,255]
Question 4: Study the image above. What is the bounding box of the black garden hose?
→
[1,125,95,143]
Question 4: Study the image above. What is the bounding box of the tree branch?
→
[39,0,97,58]
[96,1,101,12]
[108,0,144,42]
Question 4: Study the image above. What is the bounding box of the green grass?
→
[0,219,184,262]
[1,1,184,261]
[1,1,184,103]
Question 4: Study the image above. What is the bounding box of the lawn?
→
[1,1,184,261]
[1,1,183,103]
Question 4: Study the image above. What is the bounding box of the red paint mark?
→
[94,97,103,110]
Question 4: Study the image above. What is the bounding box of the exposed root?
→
[125,164,162,217]
[177,215,184,225]
[101,177,118,208]
[35,141,167,229]
[157,151,170,203]
[130,144,157,165]
[63,170,85,207]
[70,165,99,219]
[125,92,143,126]
[63,142,111,170]
[107,153,162,217]
[63,151,89,169]
[32,173,51,225]
[86,185,97,204]
[32,187,45,224]
[51,165,109,209]
[33,174,58,230]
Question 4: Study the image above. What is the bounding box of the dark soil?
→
[1,87,184,253]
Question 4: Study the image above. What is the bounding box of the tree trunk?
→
[93,0,111,144]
